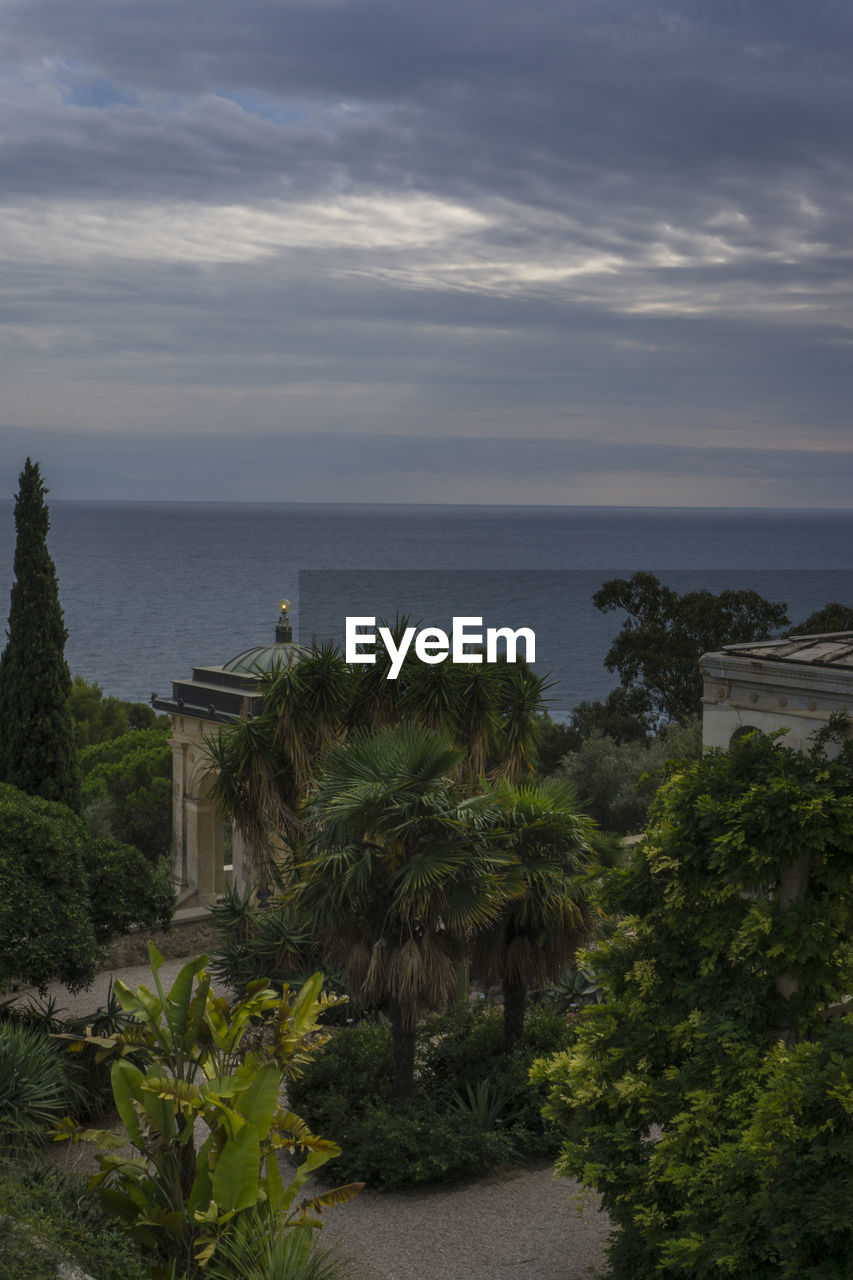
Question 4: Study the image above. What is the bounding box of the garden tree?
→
[534,729,853,1280]
[593,571,790,725]
[0,459,80,810]
[69,675,167,748]
[789,600,853,635]
[293,724,507,1101]
[0,783,174,991]
[79,726,171,862]
[205,624,547,886]
[554,714,702,834]
[470,778,595,1052]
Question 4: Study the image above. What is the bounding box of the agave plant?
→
[450,1078,513,1131]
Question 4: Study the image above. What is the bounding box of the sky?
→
[2,0,853,506]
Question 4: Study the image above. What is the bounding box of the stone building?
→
[152,602,304,914]
[700,631,853,751]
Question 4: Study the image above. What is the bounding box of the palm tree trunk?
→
[502,975,526,1053]
[388,996,416,1100]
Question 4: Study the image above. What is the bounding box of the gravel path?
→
[17,958,612,1280]
[319,1162,609,1280]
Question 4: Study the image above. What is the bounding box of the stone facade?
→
[700,632,853,752]
[167,711,252,909]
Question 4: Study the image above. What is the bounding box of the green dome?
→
[222,642,302,676]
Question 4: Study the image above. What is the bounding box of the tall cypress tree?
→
[0,459,80,810]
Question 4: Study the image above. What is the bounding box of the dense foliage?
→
[80,726,172,862]
[289,1003,573,1189]
[70,674,168,747]
[0,782,174,991]
[553,715,702,833]
[789,601,853,636]
[0,459,80,810]
[535,730,853,1279]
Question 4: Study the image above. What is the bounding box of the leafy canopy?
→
[535,730,853,1279]
[80,726,172,863]
[0,782,174,991]
[70,675,168,748]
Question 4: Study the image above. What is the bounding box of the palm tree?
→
[205,625,547,886]
[294,723,507,1100]
[471,778,596,1052]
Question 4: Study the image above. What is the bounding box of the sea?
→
[1,502,852,721]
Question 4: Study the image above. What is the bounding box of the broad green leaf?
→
[234,1062,280,1133]
[211,1123,261,1212]
[111,1059,146,1147]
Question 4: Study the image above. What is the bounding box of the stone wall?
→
[106,906,220,967]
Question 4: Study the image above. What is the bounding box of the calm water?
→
[1,502,852,718]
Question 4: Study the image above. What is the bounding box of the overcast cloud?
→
[1,0,852,505]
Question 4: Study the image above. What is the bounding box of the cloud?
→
[0,0,852,502]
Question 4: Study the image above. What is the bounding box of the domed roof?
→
[222,641,303,676]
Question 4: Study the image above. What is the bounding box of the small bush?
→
[0,783,175,991]
[83,837,175,945]
[553,715,702,833]
[318,1100,517,1189]
[289,1002,573,1189]
[0,1023,81,1150]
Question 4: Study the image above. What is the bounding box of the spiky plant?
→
[209,1219,356,1280]
[0,1022,81,1149]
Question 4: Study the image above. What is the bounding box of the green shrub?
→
[0,783,99,991]
[535,731,853,1279]
[553,714,701,833]
[70,674,168,748]
[83,836,175,945]
[289,1002,573,1188]
[0,1023,81,1149]
[208,1216,358,1280]
[0,782,175,992]
[0,1159,148,1280]
[208,885,360,1024]
[316,1100,516,1189]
